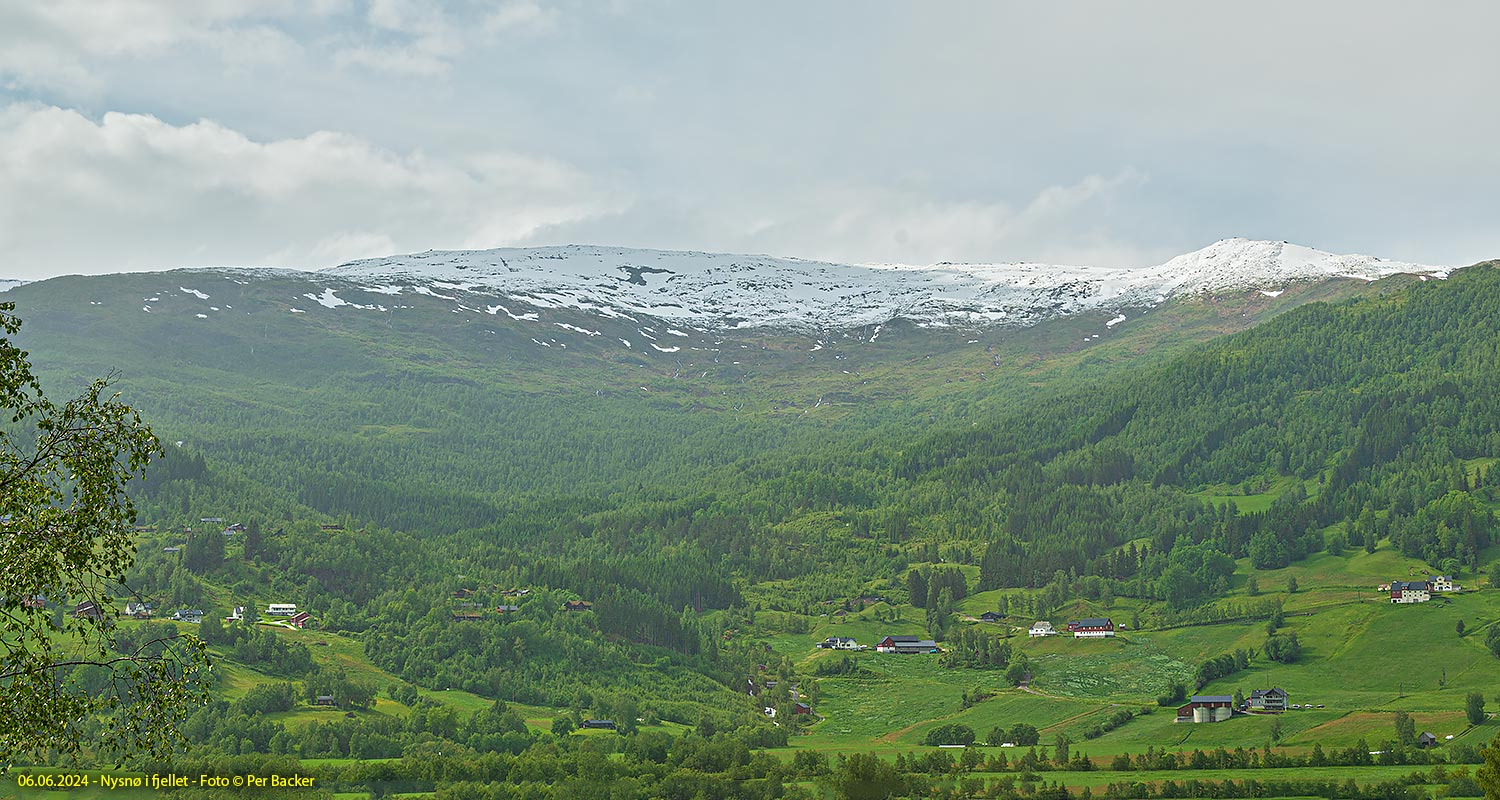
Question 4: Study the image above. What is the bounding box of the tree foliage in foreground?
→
[0,303,207,769]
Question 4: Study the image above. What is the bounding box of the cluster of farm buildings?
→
[58,599,314,629]
[815,616,1121,655]
[1382,575,1459,603]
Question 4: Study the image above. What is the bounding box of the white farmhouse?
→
[1389,581,1430,604]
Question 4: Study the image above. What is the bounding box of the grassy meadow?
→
[756,541,1500,767]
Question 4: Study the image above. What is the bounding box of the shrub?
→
[1265,632,1301,664]
[923,723,975,746]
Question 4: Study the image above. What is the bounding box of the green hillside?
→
[7,263,1500,797]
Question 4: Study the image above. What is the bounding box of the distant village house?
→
[1068,618,1115,638]
[876,635,938,654]
[1029,621,1055,637]
[1248,687,1288,712]
[1389,580,1431,604]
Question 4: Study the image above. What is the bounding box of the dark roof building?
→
[1068,617,1116,637]
[876,635,938,654]
[1248,688,1288,711]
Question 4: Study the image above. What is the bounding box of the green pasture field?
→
[1248,548,1434,594]
[1193,475,1309,513]
[1022,635,1192,701]
[764,552,1500,763]
[195,622,544,730]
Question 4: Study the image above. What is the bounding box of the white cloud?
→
[0,1,323,92]
[483,1,559,35]
[365,0,445,33]
[614,170,1157,268]
[332,1,558,77]
[0,104,628,278]
[0,1,557,88]
[334,42,454,77]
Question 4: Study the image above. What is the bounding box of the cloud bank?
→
[0,105,626,276]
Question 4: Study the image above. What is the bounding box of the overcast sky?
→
[2,1,1497,280]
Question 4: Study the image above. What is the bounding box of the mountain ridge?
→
[317,237,1446,330]
[3,238,1449,332]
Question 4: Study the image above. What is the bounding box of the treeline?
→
[1099,776,1437,800]
[1107,739,1488,772]
[1194,649,1252,689]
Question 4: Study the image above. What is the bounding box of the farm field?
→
[759,548,1500,767]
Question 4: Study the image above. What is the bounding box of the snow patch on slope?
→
[304,289,348,309]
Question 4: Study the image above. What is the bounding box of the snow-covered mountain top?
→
[1133,238,1448,293]
[0,279,25,293]
[319,238,1447,330]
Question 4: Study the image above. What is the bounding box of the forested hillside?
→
[8,262,1500,797]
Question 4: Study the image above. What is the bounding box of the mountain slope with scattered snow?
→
[320,238,1446,331]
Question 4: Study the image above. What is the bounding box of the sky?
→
[1,1,1498,281]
